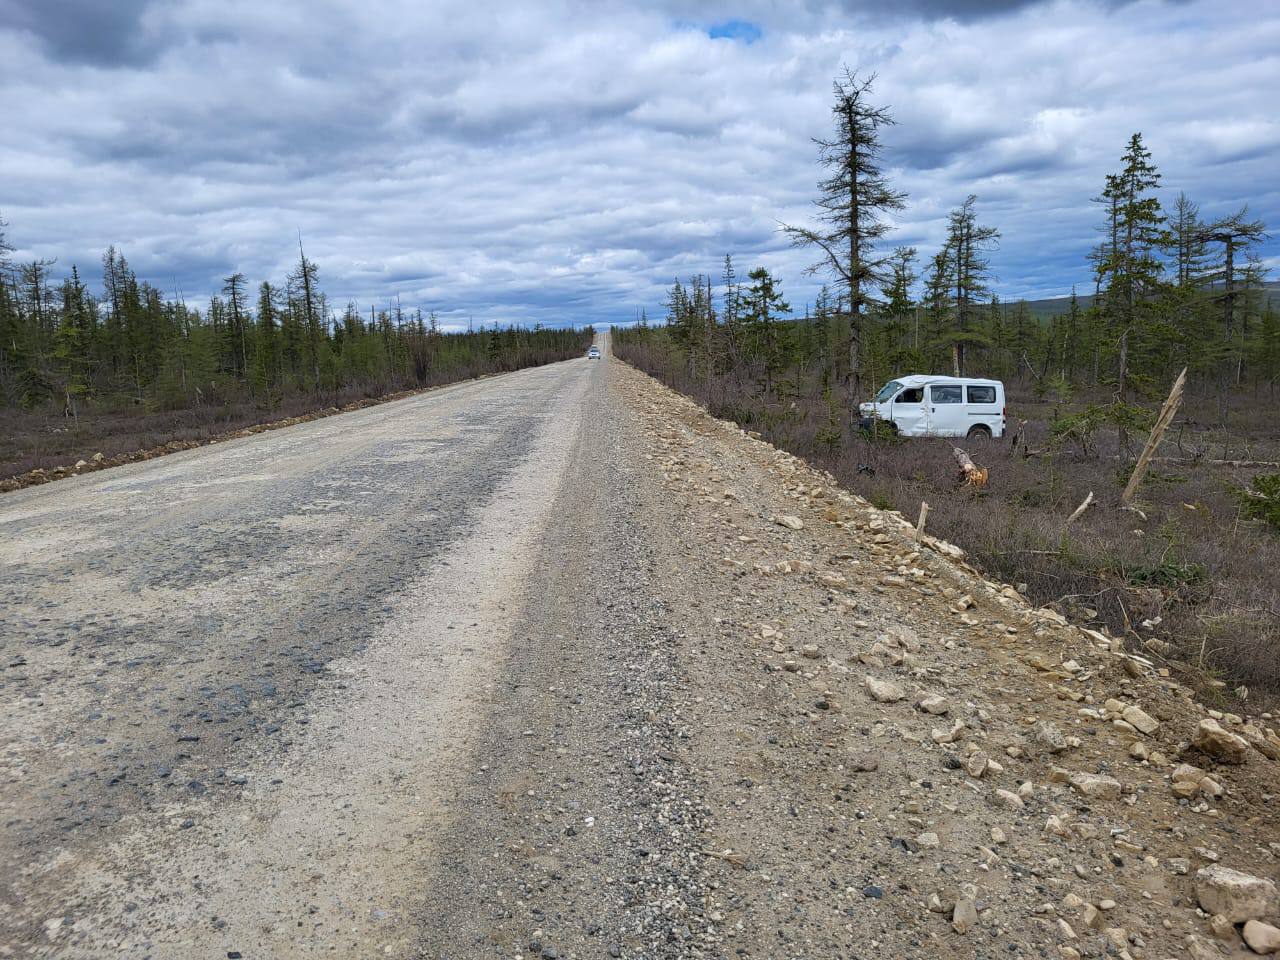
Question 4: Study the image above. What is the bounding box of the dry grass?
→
[617,339,1280,701]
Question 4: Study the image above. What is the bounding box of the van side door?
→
[890,386,927,435]
[926,384,964,436]
[965,383,1000,436]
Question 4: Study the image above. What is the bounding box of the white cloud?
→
[0,0,1275,326]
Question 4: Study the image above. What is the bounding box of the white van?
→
[859,375,1006,439]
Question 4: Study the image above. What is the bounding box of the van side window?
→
[896,388,923,403]
[967,385,996,404]
[930,385,962,404]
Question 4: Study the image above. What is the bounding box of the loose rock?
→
[1121,704,1160,735]
[1191,718,1250,764]
[952,895,978,934]
[1195,865,1280,923]
[1069,772,1122,801]
[1243,920,1280,955]
[1033,720,1070,754]
[865,676,906,703]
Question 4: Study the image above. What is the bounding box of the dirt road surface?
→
[3,337,1279,959]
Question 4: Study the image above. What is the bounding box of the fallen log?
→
[1147,457,1280,469]
[953,447,989,488]
[1065,491,1095,526]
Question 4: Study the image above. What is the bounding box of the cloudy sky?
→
[1,0,1277,329]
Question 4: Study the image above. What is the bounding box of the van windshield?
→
[874,380,902,402]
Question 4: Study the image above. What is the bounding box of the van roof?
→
[890,374,1003,387]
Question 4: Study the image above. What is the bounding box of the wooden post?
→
[915,501,930,541]
[1122,367,1188,505]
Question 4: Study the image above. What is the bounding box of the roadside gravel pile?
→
[610,360,1280,960]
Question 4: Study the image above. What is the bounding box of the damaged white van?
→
[859,375,1006,439]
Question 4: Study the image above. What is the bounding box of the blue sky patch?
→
[708,20,763,43]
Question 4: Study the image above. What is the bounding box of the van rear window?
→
[967,385,996,404]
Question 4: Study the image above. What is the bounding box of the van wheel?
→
[966,425,992,440]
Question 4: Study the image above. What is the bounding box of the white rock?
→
[1069,772,1122,801]
[1241,724,1280,761]
[1033,720,1069,753]
[917,694,951,715]
[994,788,1024,810]
[1192,718,1250,764]
[1122,704,1160,735]
[952,896,978,934]
[1243,920,1280,955]
[1199,776,1224,799]
[1195,865,1280,923]
[932,720,965,745]
[1172,763,1206,783]
[966,752,992,778]
[865,676,905,703]
[1043,815,1070,838]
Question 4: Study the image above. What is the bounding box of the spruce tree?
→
[742,267,790,397]
[942,195,999,376]
[1093,133,1166,450]
[878,247,918,376]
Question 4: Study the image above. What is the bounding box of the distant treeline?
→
[0,224,590,416]
[633,71,1277,420]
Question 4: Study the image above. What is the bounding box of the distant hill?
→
[999,281,1280,319]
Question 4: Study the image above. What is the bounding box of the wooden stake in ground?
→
[1122,367,1188,506]
[952,448,988,488]
[915,501,930,541]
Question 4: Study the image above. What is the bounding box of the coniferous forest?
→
[0,226,591,477]
[615,71,1279,695]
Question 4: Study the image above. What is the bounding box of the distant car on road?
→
[858,374,1006,439]
[587,346,601,359]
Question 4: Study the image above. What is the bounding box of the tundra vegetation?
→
[615,72,1279,700]
[0,226,591,476]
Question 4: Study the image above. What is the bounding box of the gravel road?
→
[5,339,1279,959]
[1,353,623,956]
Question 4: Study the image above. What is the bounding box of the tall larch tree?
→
[783,68,906,406]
